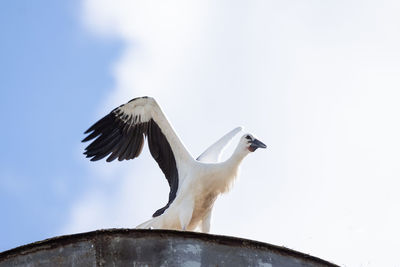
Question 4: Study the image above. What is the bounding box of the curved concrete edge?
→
[0,229,339,266]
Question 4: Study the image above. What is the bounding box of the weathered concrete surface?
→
[0,229,338,267]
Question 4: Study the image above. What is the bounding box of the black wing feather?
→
[82,100,179,217]
[147,120,179,217]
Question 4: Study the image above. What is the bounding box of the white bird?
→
[82,96,266,233]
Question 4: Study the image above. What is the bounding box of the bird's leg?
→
[179,197,194,231]
[200,209,212,233]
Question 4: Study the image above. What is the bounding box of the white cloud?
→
[65,1,400,266]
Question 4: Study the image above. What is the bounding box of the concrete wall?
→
[0,229,338,267]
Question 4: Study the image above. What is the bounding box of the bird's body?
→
[83,96,266,233]
[138,155,242,231]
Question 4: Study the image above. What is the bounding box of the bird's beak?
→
[249,138,267,152]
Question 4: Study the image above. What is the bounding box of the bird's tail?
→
[136,216,163,229]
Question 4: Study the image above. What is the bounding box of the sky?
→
[1,1,400,266]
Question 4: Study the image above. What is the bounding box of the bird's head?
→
[240,133,267,152]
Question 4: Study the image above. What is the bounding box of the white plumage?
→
[83,96,266,233]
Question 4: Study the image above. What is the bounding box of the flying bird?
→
[82,96,266,233]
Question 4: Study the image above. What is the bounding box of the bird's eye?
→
[245,135,251,140]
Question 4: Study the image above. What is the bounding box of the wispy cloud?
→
[64,1,400,266]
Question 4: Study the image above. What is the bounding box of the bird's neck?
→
[211,145,248,194]
[226,145,248,168]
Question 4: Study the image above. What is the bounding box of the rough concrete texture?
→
[0,229,338,267]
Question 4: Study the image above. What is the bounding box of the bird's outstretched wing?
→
[82,96,193,217]
[196,127,243,163]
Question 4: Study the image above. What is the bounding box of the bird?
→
[82,96,266,233]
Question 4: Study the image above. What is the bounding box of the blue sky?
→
[1,1,400,266]
[0,0,121,250]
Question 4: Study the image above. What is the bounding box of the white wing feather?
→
[196,127,243,163]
